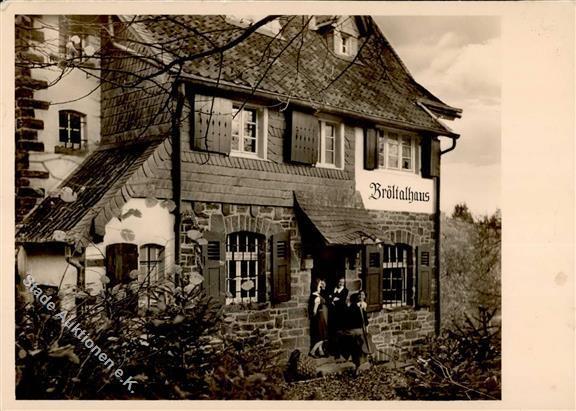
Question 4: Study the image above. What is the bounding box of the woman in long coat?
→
[308,279,328,357]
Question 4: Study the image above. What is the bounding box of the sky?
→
[375,16,501,217]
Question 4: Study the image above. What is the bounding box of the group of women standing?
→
[308,277,372,370]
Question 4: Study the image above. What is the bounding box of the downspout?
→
[172,83,185,285]
[434,136,458,335]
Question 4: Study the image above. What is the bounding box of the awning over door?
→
[294,190,383,245]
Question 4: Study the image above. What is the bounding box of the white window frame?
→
[317,119,345,169]
[230,103,268,160]
[225,232,265,305]
[377,128,418,173]
[334,30,358,58]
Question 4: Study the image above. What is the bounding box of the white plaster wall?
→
[85,199,176,294]
[29,15,101,193]
[354,127,435,214]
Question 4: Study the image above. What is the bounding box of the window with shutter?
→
[192,94,233,155]
[202,230,226,303]
[416,244,432,307]
[271,230,291,303]
[362,244,383,312]
[290,111,319,164]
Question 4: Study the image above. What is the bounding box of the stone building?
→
[15,15,462,361]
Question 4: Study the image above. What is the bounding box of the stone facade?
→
[179,200,312,354]
[366,209,437,362]
[177,200,437,360]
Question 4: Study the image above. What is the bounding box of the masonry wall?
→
[179,200,311,354]
[366,209,437,362]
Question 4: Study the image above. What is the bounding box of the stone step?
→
[316,360,356,376]
[307,355,356,376]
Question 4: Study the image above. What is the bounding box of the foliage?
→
[284,364,405,400]
[15,275,285,399]
[397,307,501,400]
[204,331,285,400]
[441,205,501,329]
[451,202,475,224]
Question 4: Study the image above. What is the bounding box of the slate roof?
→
[16,140,162,243]
[295,190,384,245]
[118,15,459,137]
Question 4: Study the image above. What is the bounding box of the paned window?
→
[58,110,86,149]
[225,232,265,304]
[232,105,258,155]
[377,129,416,172]
[382,244,413,306]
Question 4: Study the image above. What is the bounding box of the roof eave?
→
[180,75,456,137]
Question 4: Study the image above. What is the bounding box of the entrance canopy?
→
[294,190,383,245]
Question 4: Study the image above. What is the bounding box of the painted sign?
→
[354,127,435,213]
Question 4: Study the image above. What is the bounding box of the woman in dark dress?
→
[327,277,349,358]
[339,290,371,371]
[308,278,328,357]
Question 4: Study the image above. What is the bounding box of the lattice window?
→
[226,232,265,304]
[58,110,86,149]
[382,244,413,307]
[139,244,165,308]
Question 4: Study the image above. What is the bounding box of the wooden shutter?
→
[364,127,377,170]
[257,236,267,303]
[290,110,319,164]
[105,243,138,287]
[192,94,232,155]
[271,231,291,303]
[363,244,382,312]
[421,136,440,178]
[416,244,432,307]
[202,230,226,304]
[406,246,414,306]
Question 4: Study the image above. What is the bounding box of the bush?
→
[16,275,286,400]
[397,307,501,400]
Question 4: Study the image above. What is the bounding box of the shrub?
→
[16,275,285,399]
[397,307,501,400]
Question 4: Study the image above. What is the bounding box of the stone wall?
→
[366,210,437,362]
[179,202,438,361]
[179,200,311,355]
